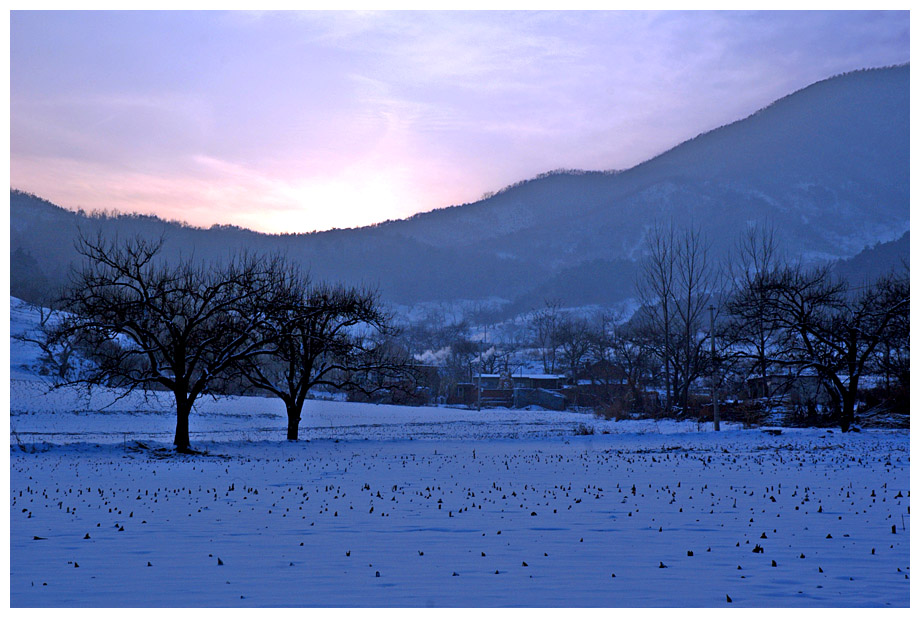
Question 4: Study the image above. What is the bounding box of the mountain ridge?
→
[10,65,909,309]
[367,64,907,254]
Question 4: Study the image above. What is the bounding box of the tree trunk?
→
[839,397,855,433]
[174,400,192,452]
[286,403,302,441]
[663,308,671,415]
[839,382,859,433]
[824,386,842,431]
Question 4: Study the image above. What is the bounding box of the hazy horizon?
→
[11,10,909,234]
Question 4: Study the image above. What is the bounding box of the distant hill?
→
[10,65,909,311]
[831,231,909,285]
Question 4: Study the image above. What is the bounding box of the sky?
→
[9,10,910,234]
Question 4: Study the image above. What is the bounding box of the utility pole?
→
[709,305,720,431]
[477,324,485,411]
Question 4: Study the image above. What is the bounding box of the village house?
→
[448,372,567,410]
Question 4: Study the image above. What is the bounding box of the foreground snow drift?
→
[10,409,910,607]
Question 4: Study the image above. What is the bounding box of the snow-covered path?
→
[10,425,910,607]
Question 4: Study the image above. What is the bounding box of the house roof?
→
[474,373,565,380]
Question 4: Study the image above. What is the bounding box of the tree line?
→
[519,223,908,431]
[33,233,412,452]
[26,224,908,445]
[398,223,908,432]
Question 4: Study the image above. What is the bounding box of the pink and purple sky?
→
[10,10,909,234]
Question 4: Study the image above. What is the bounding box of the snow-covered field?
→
[8,300,912,607]
[10,391,910,607]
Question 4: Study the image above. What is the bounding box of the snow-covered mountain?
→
[10,65,908,309]
[390,66,908,256]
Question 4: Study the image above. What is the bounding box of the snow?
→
[476,373,565,380]
[10,397,911,607]
[7,299,912,607]
[10,297,50,380]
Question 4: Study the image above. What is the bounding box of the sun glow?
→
[243,174,418,234]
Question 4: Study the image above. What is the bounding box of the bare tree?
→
[400,306,468,361]
[56,234,280,452]
[636,222,676,412]
[14,304,84,380]
[530,299,563,374]
[671,226,719,413]
[723,224,786,402]
[637,223,719,414]
[757,265,908,431]
[557,316,592,381]
[585,311,617,371]
[608,318,659,414]
[445,337,480,387]
[479,341,515,375]
[236,267,407,441]
[871,266,910,397]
